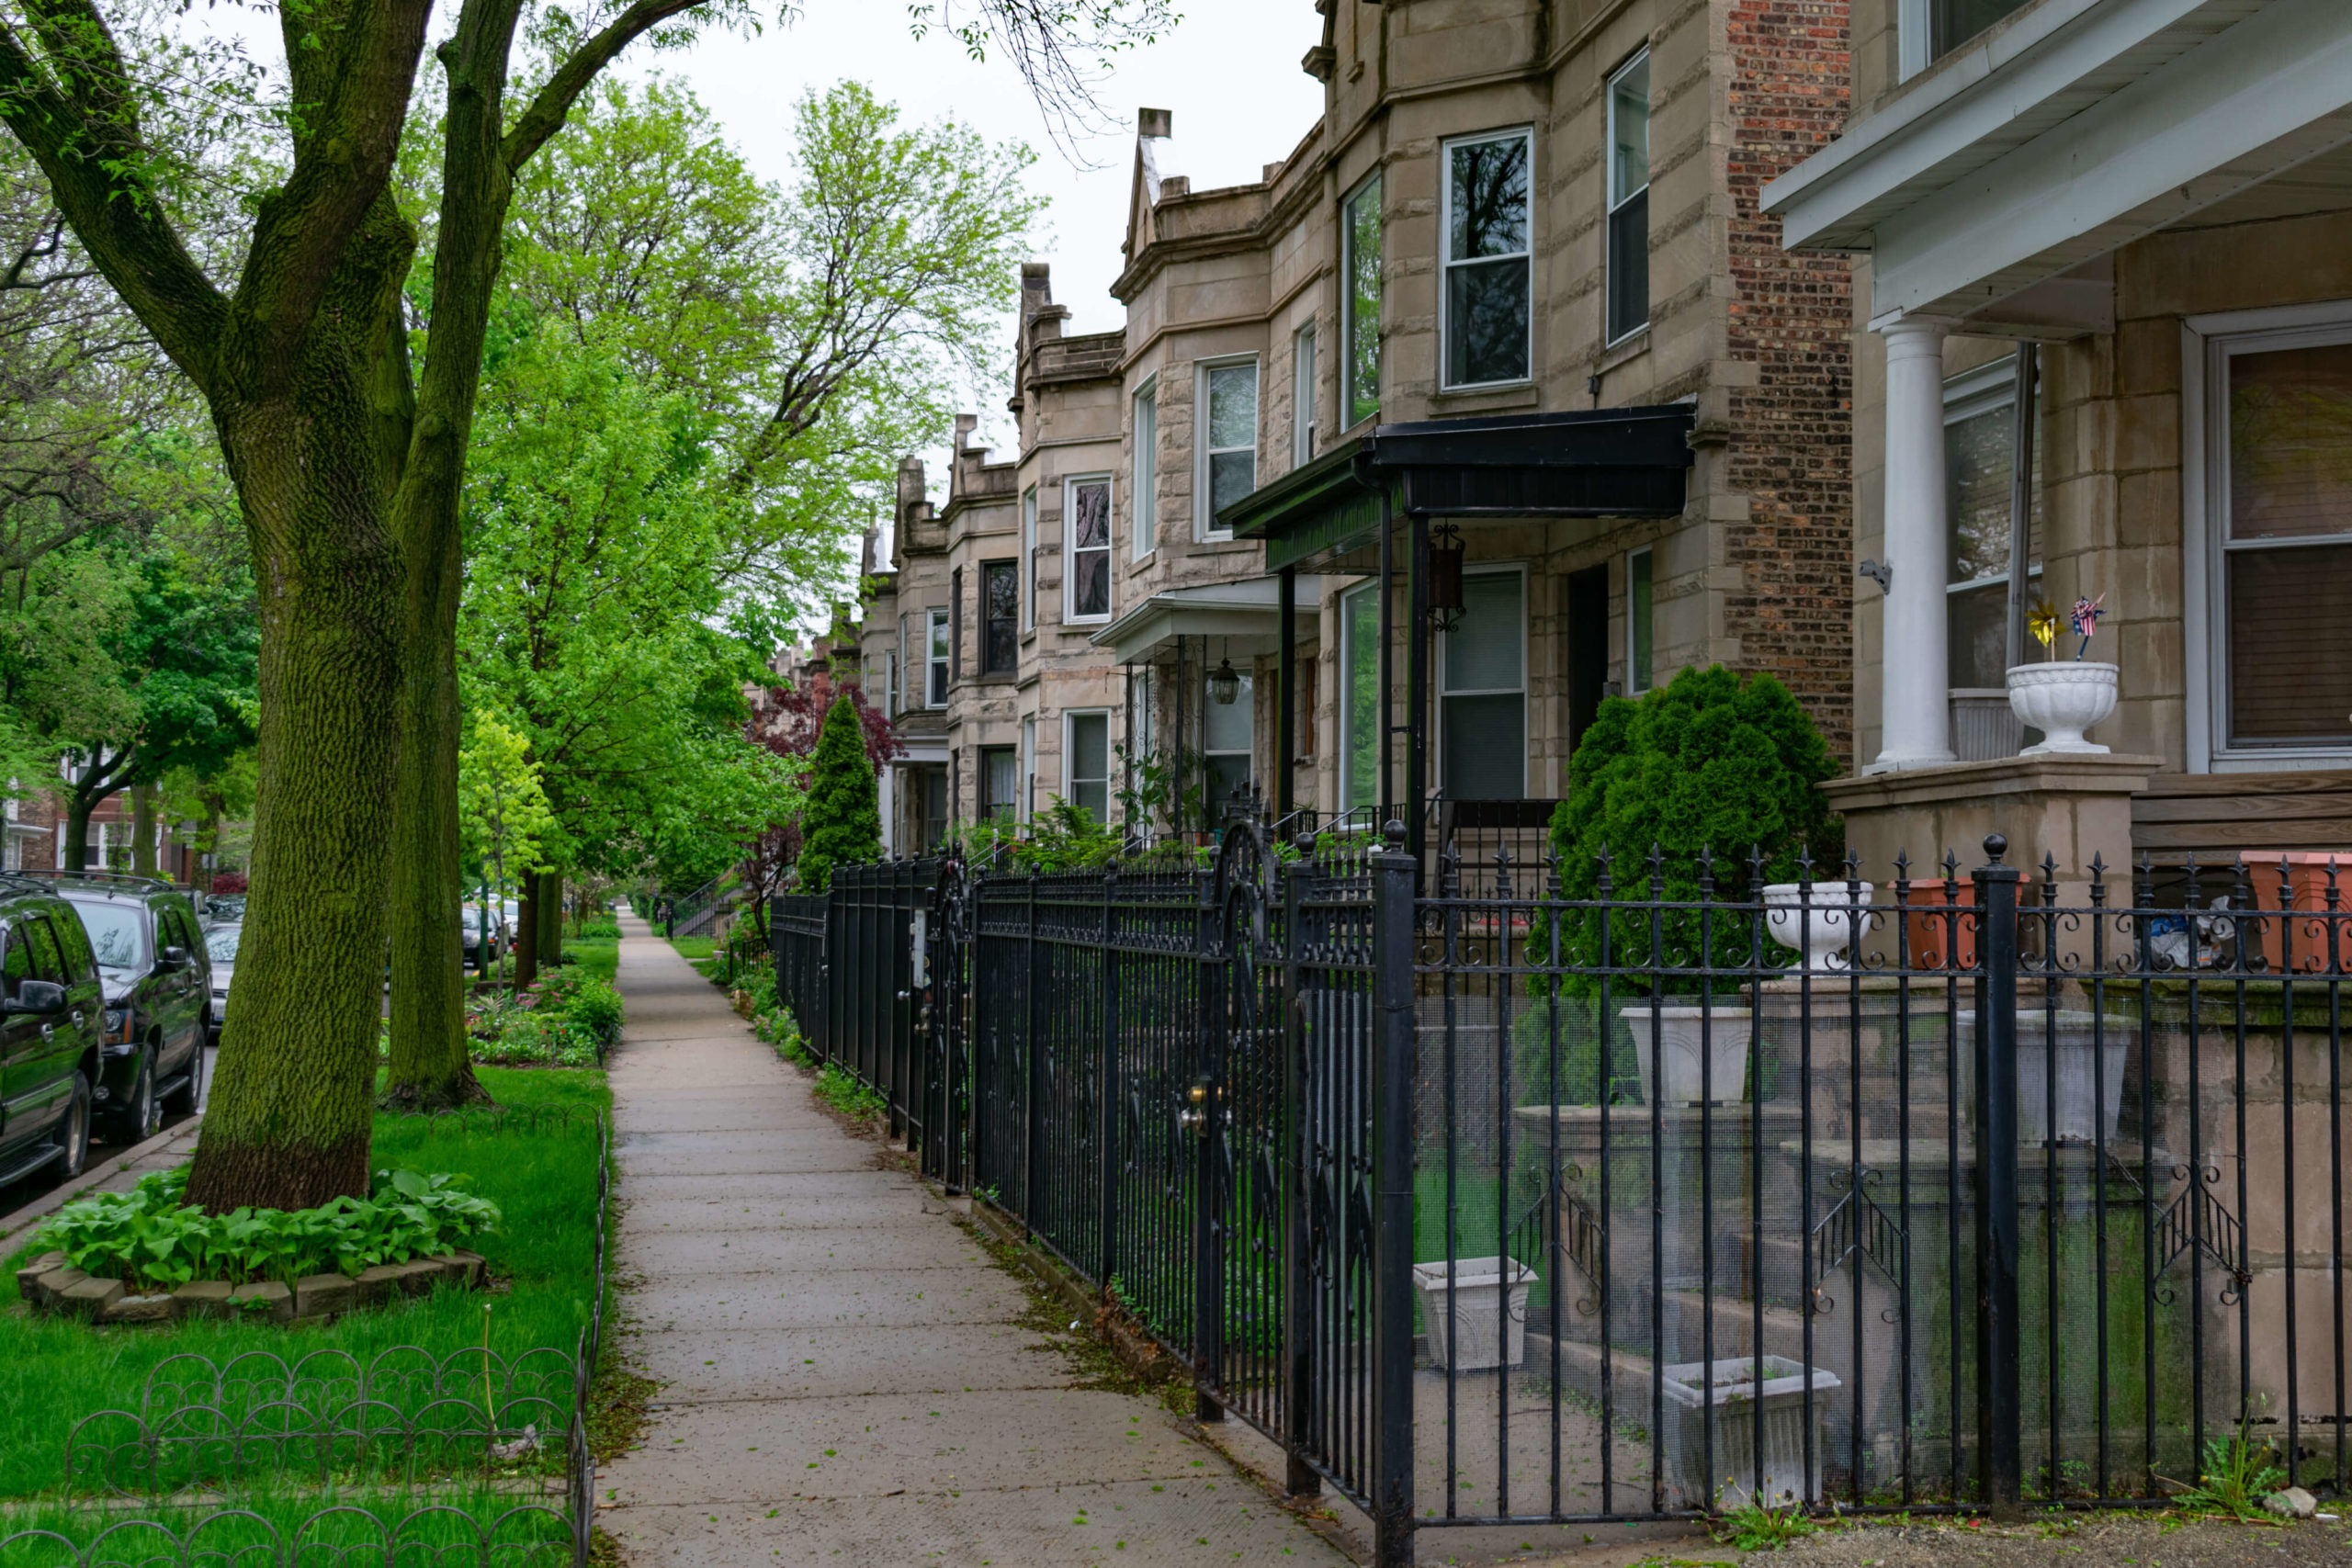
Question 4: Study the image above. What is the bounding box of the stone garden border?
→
[14,1249,487,1326]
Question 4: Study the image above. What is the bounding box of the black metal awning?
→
[1223,405,1696,572]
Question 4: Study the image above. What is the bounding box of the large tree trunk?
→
[183,201,415,1215]
[62,792,91,872]
[514,871,541,990]
[130,784,155,875]
[537,869,564,966]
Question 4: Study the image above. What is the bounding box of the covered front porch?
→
[1223,407,1696,878]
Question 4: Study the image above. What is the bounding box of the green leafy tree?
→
[793,694,879,895]
[0,0,1163,1212]
[1547,665,1840,995]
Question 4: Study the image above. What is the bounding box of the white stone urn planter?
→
[1762,882,1873,972]
[1620,1006,1753,1105]
[2006,661,2118,755]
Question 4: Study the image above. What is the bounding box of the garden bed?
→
[16,1247,485,1325]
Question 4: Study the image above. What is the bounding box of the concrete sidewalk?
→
[598,913,1351,1566]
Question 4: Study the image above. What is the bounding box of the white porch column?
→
[1871,315,1958,773]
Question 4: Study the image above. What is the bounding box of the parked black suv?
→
[27,873,209,1144]
[0,875,102,1186]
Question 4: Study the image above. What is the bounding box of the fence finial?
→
[1983,833,2008,865]
[1383,819,1406,850]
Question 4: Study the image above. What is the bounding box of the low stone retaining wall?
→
[14,1249,486,1325]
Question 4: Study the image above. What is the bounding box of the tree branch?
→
[501,0,711,175]
[0,17,228,388]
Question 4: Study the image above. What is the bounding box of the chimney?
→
[953,413,978,451]
[1137,108,1170,209]
[896,455,927,526]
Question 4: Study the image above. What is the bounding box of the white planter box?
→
[1959,1009,2131,1143]
[1412,1255,1535,1371]
[1660,1355,1841,1511]
[1621,1007,1754,1106]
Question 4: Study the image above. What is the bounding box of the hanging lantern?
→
[1429,522,1466,631]
[1209,656,1241,706]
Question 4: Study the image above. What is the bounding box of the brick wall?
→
[1725,0,1858,769]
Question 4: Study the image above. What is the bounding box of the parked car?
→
[32,873,209,1144]
[202,892,246,922]
[202,920,240,1044]
[463,904,506,971]
[0,874,103,1185]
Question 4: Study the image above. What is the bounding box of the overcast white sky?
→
[615,1,1329,459]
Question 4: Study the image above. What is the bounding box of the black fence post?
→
[1370,824,1417,1567]
[1973,834,2023,1514]
[1281,852,1320,1496]
[1100,867,1121,1292]
[1195,863,1227,1425]
[1025,874,1043,1235]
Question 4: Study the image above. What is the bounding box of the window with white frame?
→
[1022,486,1038,630]
[1626,547,1654,695]
[1606,51,1650,345]
[886,650,900,719]
[1199,360,1258,537]
[2191,310,2352,758]
[1341,176,1382,429]
[1064,476,1112,621]
[1203,672,1253,811]
[1133,385,1157,558]
[1340,581,1380,813]
[1292,324,1317,466]
[1065,710,1111,821]
[1441,569,1526,799]
[926,607,950,706]
[1442,130,1532,389]
[1901,0,2037,78]
[1944,355,2042,691]
[980,746,1018,822]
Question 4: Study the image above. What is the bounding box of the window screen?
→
[2224,340,2352,745]
[1442,573,1526,799]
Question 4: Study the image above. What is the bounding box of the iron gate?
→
[775,830,2352,1565]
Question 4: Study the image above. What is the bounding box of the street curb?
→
[0,1115,202,1254]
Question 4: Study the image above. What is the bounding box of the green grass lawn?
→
[0,1067,609,1498]
[666,933,718,979]
[562,936,616,985]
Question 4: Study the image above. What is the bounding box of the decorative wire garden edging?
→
[11,1111,612,1567]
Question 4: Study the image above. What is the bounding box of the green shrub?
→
[575,917,620,939]
[1547,665,1840,997]
[795,694,880,893]
[814,1065,885,1122]
[31,1166,501,1294]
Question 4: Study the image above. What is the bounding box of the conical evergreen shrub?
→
[796,694,881,894]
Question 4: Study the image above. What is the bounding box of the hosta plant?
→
[30,1166,501,1296]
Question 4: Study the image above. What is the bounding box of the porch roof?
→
[1760,0,2352,333]
[1089,574,1326,666]
[1223,407,1696,575]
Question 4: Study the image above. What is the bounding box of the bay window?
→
[1341,175,1382,429]
[1200,360,1258,537]
[1606,52,1650,344]
[1065,475,1113,622]
[1132,386,1156,558]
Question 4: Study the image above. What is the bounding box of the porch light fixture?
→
[1429,521,1465,632]
[1209,650,1241,706]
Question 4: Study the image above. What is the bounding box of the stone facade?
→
[865,0,1863,840]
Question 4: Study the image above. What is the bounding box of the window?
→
[980,746,1018,822]
[1606,52,1650,344]
[1203,674,1253,813]
[926,608,950,706]
[1944,355,2042,690]
[1341,581,1381,812]
[1022,487,1039,630]
[1020,716,1036,823]
[1065,476,1112,622]
[1340,175,1382,428]
[1132,387,1157,558]
[1066,711,1111,821]
[1292,324,1317,466]
[0,923,28,998]
[1441,570,1527,798]
[1199,360,1258,536]
[1442,130,1532,389]
[1905,0,2037,76]
[885,650,900,719]
[922,766,949,848]
[1626,547,1654,694]
[981,560,1018,675]
[2192,319,2352,754]
[950,567,964,682]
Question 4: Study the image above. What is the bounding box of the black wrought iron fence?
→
[773,830,2352,1566]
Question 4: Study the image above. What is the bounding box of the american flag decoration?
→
[2070,592,2106,660]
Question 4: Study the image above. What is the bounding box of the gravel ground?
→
[1757,1512,2352,1568]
